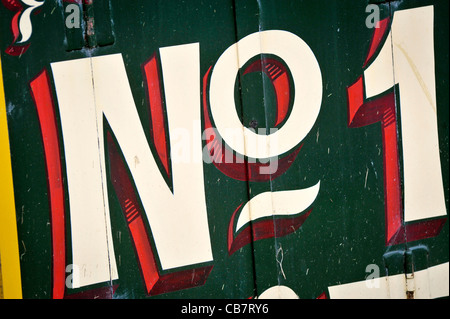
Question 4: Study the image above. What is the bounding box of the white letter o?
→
[209,30,322,158]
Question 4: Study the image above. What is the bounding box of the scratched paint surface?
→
[0,0,448,299]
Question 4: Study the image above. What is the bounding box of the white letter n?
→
[50,47,213,290]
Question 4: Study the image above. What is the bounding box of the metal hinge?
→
[63,0,115,51]
[383,245,430,299]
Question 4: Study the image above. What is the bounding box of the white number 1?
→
[348,5,447,245]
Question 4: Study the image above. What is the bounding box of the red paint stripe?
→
[381,104,403,245]
[227,204,243,254]
[10,12,21,43]
[126,207,137,216]
[388,218,448,245]
[107,132,212,295]
[125,204,136,213]
[243,58,290,127]
[142,54,170,178]
[126,211,140,224]
[316,292,328,299]
[128,215,160,291]
[363,17,391,68]
[347,74,446,245]
[266,64,276,72]
[126,211,139,223]
[65,284,119,299]
[149,265,213,296]
[347,80,403,245]
[271,69,283,80]
[3,2,32,56]
[202,66,301,182]
[107,132,159,293]
[30,69,66,299]
[2,0,23,11]
[347,76,364,127]
[272,72,289,126]
[227,204,312,255]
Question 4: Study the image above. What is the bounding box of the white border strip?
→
[328,262,449,299]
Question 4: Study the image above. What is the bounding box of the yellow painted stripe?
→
[0,259,3,298]
[0,57,23,299]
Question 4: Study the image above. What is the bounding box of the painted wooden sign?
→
[0,0,448,299]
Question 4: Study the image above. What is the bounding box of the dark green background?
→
[1,0,448,298]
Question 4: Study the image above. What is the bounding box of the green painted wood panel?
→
[0,0,448,299]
